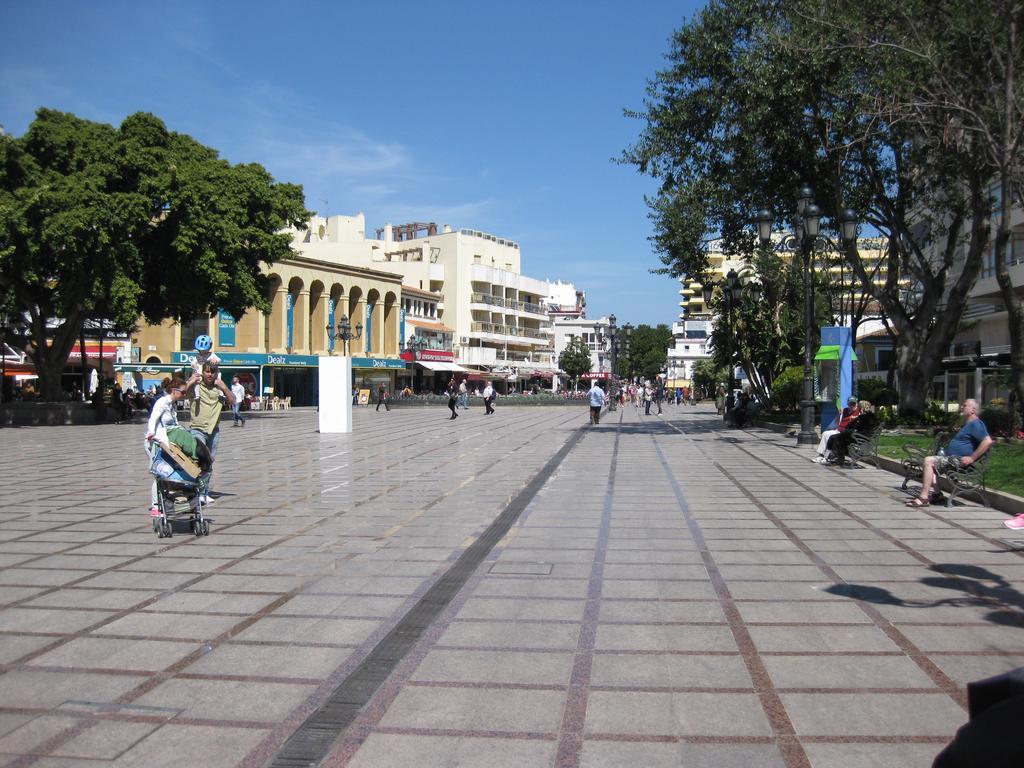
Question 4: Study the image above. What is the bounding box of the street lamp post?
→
[703,269,759,425]
[406,335,427,393]
[756,188,858,446]
[326,314,363,356]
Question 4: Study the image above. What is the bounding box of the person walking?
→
[588,380,605,424]
[446,377,458,420]
[188,361,235,504]
[230,376,246,427]
[144,376,189,517]
[375,382,390,412]
[458,379,469,410]
[483,380,496,415]
[654,379,664,414]
[643,383,653,415]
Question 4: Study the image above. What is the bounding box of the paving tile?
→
[762,654,937,688]
[345,733,556,768]
[580,742,787,768]
[802,742,948,768]
[133,677,316,721]
[590,652,752,688]
[410,648,576,686]
[585,691,772,736]
[780,692,965,736]
[377,685,566,732]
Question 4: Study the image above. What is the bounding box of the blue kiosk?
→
[815,327,857,431]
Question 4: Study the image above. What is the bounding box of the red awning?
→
[67,342,119,360]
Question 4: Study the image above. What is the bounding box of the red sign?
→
[400,349,454,362]
[580,372,611,379]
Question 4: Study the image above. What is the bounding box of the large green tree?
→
[623,0,1002,417]
[558,336,593,389]
[625,323,673,381]
[806,0,1024,425]
[0,109,310,401]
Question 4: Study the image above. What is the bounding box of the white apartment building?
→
[551,315,614,389]
[291,214,558,383]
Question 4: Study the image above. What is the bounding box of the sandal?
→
[905,497,929,507]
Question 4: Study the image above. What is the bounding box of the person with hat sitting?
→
[815,396,861,464]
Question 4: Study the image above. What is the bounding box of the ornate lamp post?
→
[703,269,761,424]
[617,323,633,381]
[326,314,363,356]
[406,336,428,393]
[756,187,858,445]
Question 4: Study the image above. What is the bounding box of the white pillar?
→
[318,356,353,433]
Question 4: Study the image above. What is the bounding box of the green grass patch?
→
[878,435,1024,498]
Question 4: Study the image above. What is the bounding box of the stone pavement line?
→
[710,460,968,710]
[713,422,1024,620]
[648,434,813,768]
[235,410,586,766]
[552,408,620,768]
[263,422,588,768]
[657,415,970,708]
[735,427,1022,554]
[0,409,584,767]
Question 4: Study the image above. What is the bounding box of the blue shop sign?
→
[174,351,320,367]
[351,357,407,370]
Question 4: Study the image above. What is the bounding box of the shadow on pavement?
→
[826,563,1024,628]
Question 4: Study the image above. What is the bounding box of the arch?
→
[265,273,286,353]
[383,291,398,356]
[366,288,382,355]
[145,355,162,364]
[309,280,326,354]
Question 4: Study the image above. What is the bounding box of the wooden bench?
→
[847,422,884,467]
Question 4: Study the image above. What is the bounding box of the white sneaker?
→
[198,494,214,505]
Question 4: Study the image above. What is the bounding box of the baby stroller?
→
[149,434,213,539]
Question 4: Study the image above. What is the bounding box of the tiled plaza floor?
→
[0,403,1021,767]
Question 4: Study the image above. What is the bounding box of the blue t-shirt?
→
[947,418,989,458]
[588,386,605,407]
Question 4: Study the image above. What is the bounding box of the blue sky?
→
[0,0,705,326]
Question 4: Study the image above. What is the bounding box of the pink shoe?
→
[1002,514,1024,530]
[149,506,161,517]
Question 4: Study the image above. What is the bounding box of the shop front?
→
[398,349,469,394]
[172,351,319,406]
[351,356,407,401]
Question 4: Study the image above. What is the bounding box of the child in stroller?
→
[145,375,213,538]
[149,427,213,537]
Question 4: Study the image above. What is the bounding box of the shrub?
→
[981,406,1011,437]
[923,400,959,428]
[857,377,898,407]
[770,366,804,412]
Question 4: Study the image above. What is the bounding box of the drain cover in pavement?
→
[489,562,554,575]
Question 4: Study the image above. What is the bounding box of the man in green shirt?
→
[189,362,235,504]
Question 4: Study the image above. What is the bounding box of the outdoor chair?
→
[901,433,950,490]
[847,422,884,467]
[939,449,993,508]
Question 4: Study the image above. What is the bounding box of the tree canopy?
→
[623,323,672,381]
[622,0,1022,416]
[0,108,310,400]
[558,336,593,385]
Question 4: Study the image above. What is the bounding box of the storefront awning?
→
[417,361,470,372]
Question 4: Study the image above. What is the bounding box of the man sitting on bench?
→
[906,398,992,507]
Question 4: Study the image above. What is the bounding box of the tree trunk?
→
[25,311,83,402]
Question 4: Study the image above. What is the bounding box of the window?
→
[179,315,210,351]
